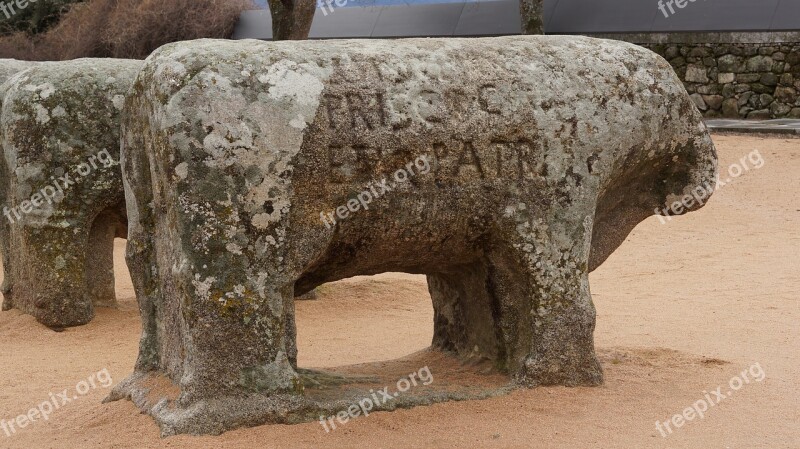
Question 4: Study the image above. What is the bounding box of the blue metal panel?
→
[771,0,800,31]
[231,10,273,40]
[650,0,781,32]
[371,3,464,37]
[454,0,521,36]
[233,0,800,40]
[542,0,558,29]
[309,5,383,38]
[546,0,794,33]
[547,0,658,34]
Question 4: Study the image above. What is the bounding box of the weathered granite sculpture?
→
[110,36,718,435]
[0,59,143,327]
[0,59,39,313]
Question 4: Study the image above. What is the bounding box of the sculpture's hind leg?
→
[427,228,602,386]
[426,204,602,386]
[428,261,503,366]
[85,208,126,308]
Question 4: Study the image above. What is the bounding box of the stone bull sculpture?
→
[109,36,717,435]
[0,59,142,327]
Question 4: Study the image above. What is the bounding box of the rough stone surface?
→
[722,98,740,117]
[689,93,707,111]
[747,109,771,119]
[108,36,718,435]
[0,59,142,327]
[0,59,40,312]
[718,72,735,84]
[0,60,39,83]
[685,65,709,83]
[642,43,800,118]
[702,95,724,110]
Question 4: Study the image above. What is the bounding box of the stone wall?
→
[645,43,800,119]
[587,33,800,119]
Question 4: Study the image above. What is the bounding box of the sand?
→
[0,134,797,448]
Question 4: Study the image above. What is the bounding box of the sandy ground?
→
[0,134,798,448]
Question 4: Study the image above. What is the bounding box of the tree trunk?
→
[519,0,544,35]
[268,0,316,40]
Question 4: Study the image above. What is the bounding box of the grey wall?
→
[232,0,522,39]
[233,0,800,40]
[547,0,799,34]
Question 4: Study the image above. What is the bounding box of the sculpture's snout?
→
[658,120,719,218]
